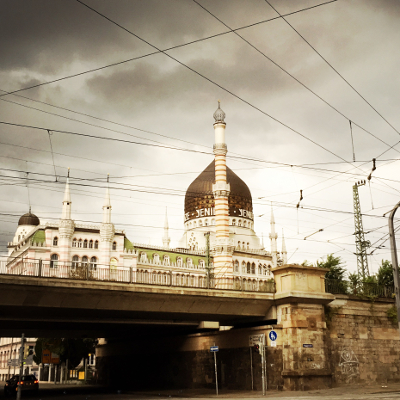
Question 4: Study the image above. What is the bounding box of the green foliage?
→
[316,254,347,280]
[348,273,359,294]
[377,260,394,286]
[301,260,313,267]
[386,305,398,325]
[33,338,96,369]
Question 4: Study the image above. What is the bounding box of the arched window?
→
[238,220,242,226]
[244,221,247,227]
[90,257,97,270]
[72,238,77,247]
[247,242,250,250]
[204,219,208,226]
[199,220,203,227]
[89,240,93,249]
[177,257,183,267]
[258,264,262,275]
[83,239,88,248]
[78,239,83,248]
[140,252,147,263]
[199,260,205,268]
[242,261,246,273]
[234,260,239,272]
[72,255,79,268]
[94,240,99,249]
[186,258,193,267]
[50,254,58,269]
[82,256,88,266]
[211,219,215,225]
[247,262,251,274]
[112,241,117,251]
[53,237,58,246]
[232,219,236,226]
[153,253,160,264]
[163,255,170,266]
[251,263,256,274]
[237,241,241,249]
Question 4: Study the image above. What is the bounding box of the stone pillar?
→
[59,171,74,265]
[274,264,335,390]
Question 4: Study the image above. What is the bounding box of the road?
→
[1,382,400,399]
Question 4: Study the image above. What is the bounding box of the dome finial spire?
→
[213,100,226,123]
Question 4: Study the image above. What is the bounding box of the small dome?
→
[213,101,226,123]
[18,210,40,226]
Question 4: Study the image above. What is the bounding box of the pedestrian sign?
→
[269,330,277,342]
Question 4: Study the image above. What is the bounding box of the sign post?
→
[210,346,219,395]
[16,333,24,400]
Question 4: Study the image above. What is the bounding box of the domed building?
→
[180,160,261,251]
[5,103,286,290]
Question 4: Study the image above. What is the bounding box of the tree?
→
[33,338,96,369]
[376,260,394,286]
[315,254,346,280]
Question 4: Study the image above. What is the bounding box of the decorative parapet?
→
[273,264,334,304]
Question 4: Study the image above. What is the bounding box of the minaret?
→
[212,101,234,280]
[269,206,278,267]
[282,229,288,265]
[59,168,75,265]
[162,207,171,248]
[100,175,115,268]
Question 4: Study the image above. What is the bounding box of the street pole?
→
[16,333,24,400]
[250,347,253,391]
[261,343,265,396]
[213,351,218,395]
[388,201,400,336]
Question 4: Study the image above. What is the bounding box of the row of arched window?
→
[72,255,97,269]
[49,254,97,269]
[69,238,117,251]
[237,241,250,250]
[139,252,205,268]
[233,260,272,276]
[186,218,254,230]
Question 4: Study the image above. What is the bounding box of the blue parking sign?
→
[269,330,277,341]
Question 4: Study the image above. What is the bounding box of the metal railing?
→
[325,279,394,298]
[0,261,275,293]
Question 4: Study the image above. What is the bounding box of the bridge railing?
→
[325,278,394,298]
[0,261,275,293]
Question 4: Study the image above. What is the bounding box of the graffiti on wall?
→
[339,348,359,381]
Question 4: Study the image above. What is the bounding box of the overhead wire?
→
[264,0,400,138]
[0,0,339,98]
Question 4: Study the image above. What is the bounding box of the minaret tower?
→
[59,168,75,265]
[269,206,278,267]
[100,175,115,267]
[212,101,234,280]
[162,207,171,248]
[282,229,288,265]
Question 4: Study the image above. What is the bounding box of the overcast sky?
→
[1,0,399,274]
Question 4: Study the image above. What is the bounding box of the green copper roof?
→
[32,229,45,244]
[124,237,134,251]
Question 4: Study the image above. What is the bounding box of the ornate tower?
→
[100,175,115,267]
[269,206,278,267]
[162,207,171,248]
[282,229,288,265]
[212,102,234,279]
[59,169,75,265]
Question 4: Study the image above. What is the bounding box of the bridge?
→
[0,261,278,337]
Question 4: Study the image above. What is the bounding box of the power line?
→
[265,0,400,137]
[191,0,400,156]
[0,1,337,98]
[74,0,364,168]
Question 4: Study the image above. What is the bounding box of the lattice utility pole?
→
[353,180,370,280]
